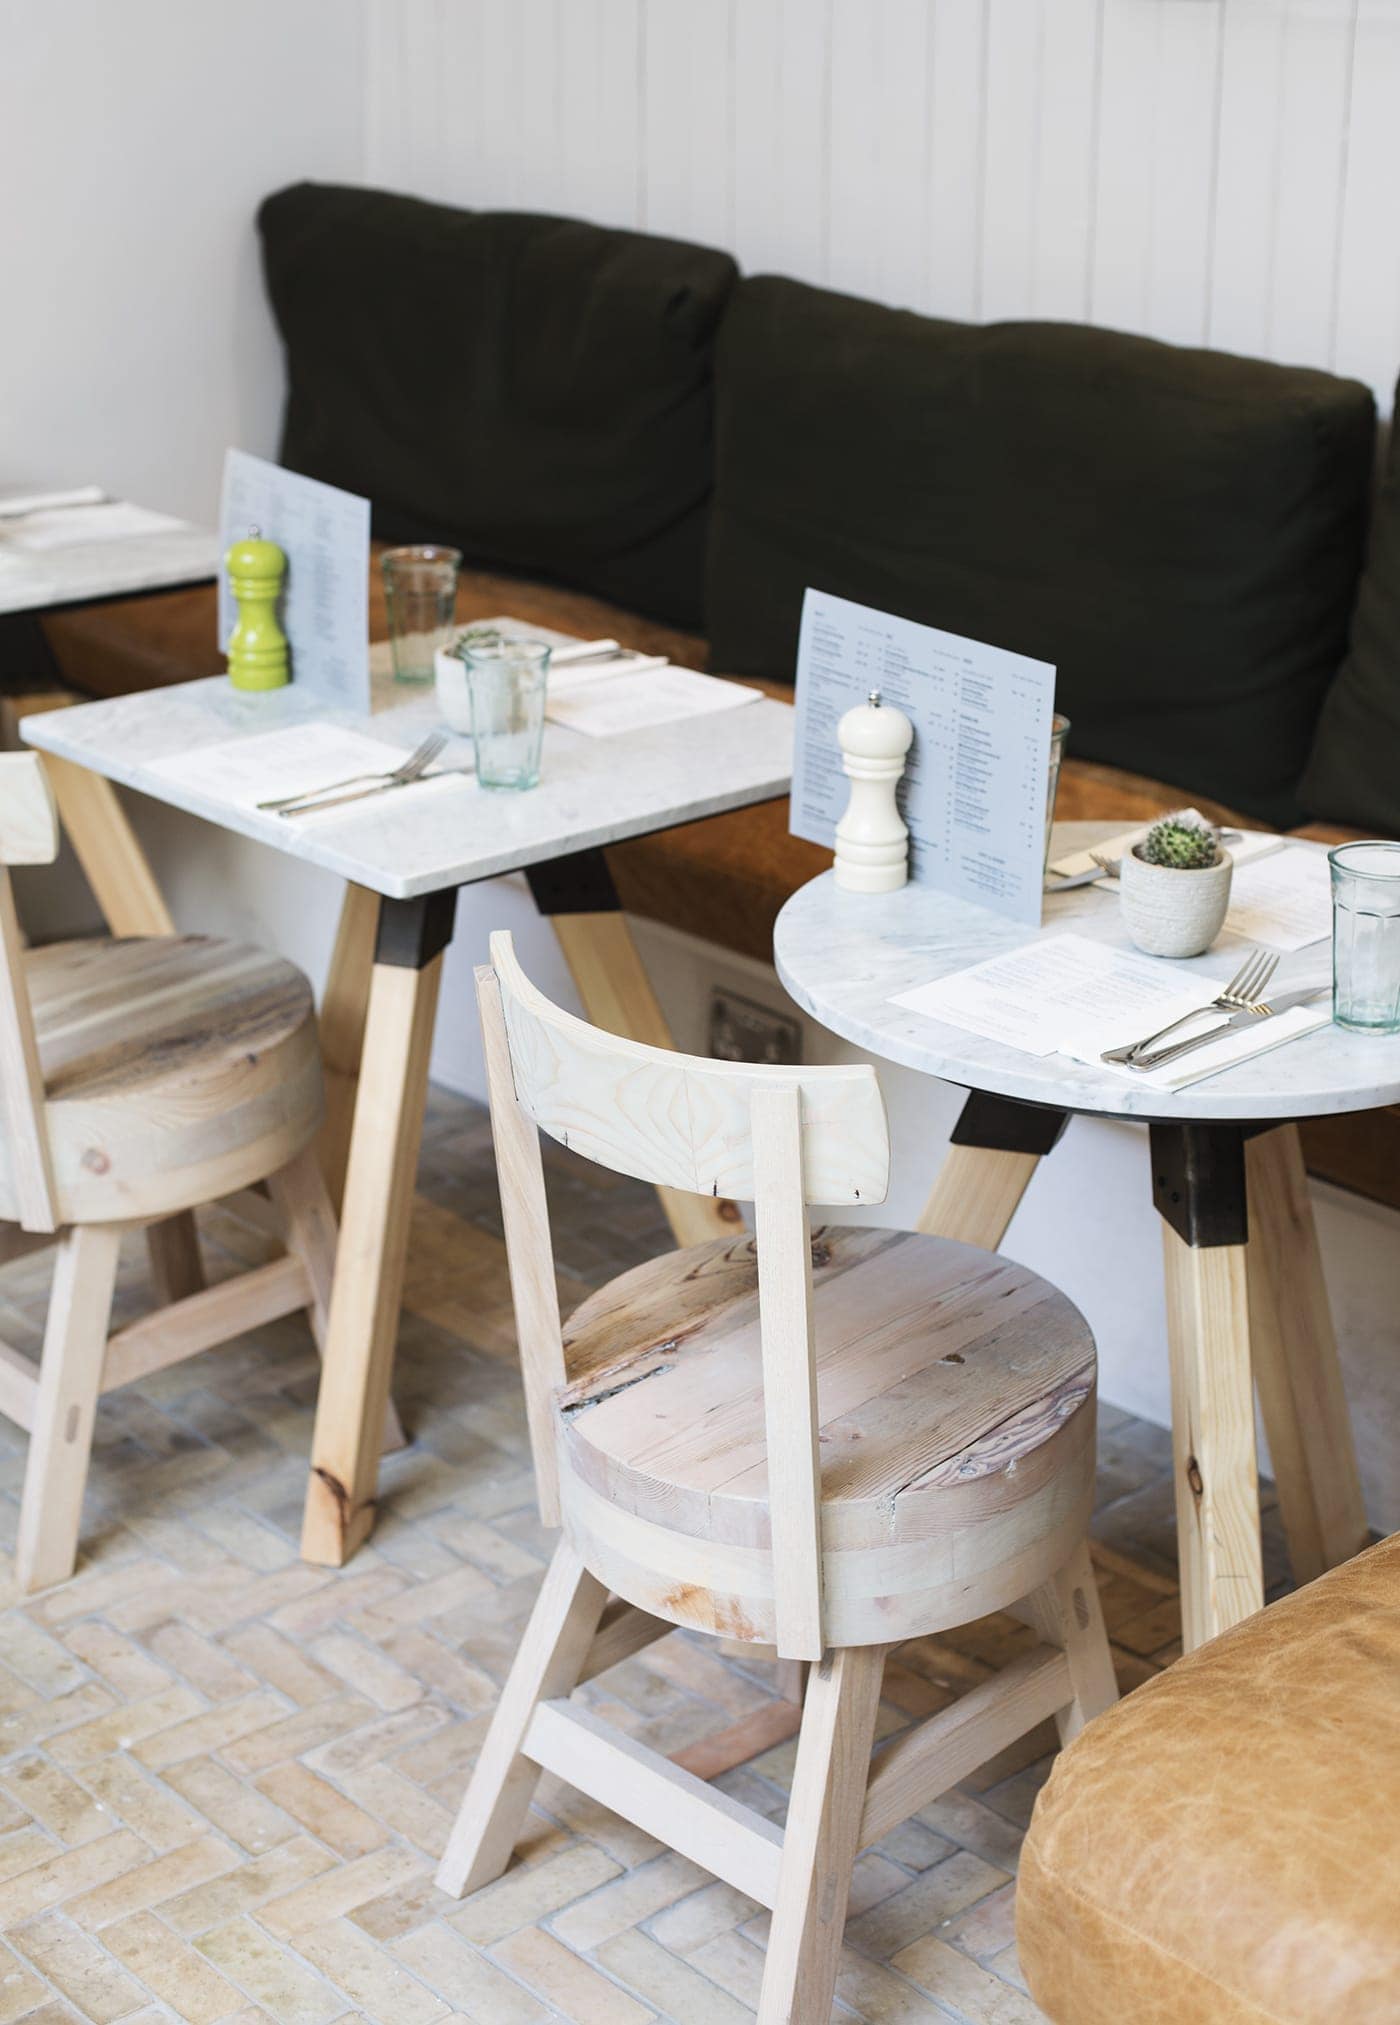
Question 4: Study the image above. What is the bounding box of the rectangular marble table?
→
[0,514,220,617]
[23,670,795,1565]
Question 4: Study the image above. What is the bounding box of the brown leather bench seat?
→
[39,561,1287,969]
[1017,1531,1400,2022]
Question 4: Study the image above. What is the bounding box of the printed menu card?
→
[219,450,371,712]
[789,588,1057,925]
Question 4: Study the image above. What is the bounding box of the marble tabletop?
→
[0,519,220,616]
[21,662,794,902]
[774,823,1400,1122]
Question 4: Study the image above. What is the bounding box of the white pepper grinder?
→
[834,688,914,892]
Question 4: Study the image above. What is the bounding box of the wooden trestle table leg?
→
[1244,1123,1369,1584]
[916,1089,1069,1248]
[1152,1122,1264,1650]
[317,882,382,1215]
[527,848,745,1249]
[301,888,455,1566]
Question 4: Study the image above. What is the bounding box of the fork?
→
[1099,948,1279,1065]
[258,731,447,814]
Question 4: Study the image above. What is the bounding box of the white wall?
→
[1,0,367,522]
[363,0,1400,411]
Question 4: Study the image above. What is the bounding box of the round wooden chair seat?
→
[556,1226,1097,1648]
[0,935,322,1225]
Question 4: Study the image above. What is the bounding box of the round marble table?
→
[775,824,1396,1650]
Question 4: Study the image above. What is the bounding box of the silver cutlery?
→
[1044,863,1106,892]
[1100,948,1280,1065]
[259,732,447,815]
[1125,984,1330,1072]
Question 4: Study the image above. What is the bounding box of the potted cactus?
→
[1119,812,1233,957]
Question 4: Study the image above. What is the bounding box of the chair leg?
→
[16,1224,121,1594]
[1020,1540,1118,1744]
[436,1539,609,1898]
[268,1146,406,1454]
[759,1644,886,2025]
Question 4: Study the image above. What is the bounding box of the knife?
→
[1127,985,1330,1072]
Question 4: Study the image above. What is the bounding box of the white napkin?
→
[1063,997,1332,1091]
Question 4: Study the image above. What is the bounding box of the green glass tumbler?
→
[466,639,550,791]
[381,545,461,683]
[1330,841,1400,1032]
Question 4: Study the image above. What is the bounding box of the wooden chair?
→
[436,931,1117,2023]
[0,752,340,1591]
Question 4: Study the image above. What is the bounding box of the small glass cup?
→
[381,545,462,683]
[1045,712,1071,866]
[1330,841,1400,1033]
[435,625,505,732]
[466,639,550,791]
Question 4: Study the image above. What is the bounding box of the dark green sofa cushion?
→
[258,183,738,630]
[706,278,1375,824]
[1300,381,1400,833]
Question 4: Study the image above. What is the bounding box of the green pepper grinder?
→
[226,525,290,690]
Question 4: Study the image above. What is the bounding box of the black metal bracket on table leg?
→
[1149,1120,1263,1248]
[524,846,620,918]
[374,888,459,970]
[950,1087,1070,1158]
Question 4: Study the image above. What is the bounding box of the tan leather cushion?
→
[39,561,1264,963]
[1017,1533,1400,2024]
[40,553,707,699]
[607,756,1254,964]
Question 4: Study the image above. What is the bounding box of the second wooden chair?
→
[0,751,348,1591]
[436,931,1117,2024]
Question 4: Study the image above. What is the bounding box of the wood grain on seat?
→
[2,935,321,1225]
[557,1226,1097,1647]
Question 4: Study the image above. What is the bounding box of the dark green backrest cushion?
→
[258,183,738,629]
[707,278,1375,823]
[1300,389,1400,834]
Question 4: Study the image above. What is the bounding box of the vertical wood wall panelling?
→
[557,0,643,230]
[1267,0,1359,369]
[1028,0,1102,324]
[733,0,831,284]
[363,0,1400,409]
[828,0,932,311]
[925,0,987,322]
[640,1,736,248]
[1333,0,1400,399]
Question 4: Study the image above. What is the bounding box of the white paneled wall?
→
[365,0,1400,406]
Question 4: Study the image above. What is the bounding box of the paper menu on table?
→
[546,665,761,737]
[891,934,1209,1056]
[1223,844,1332,951]
[145,722,466,825]
[790,588,1056,926]
[218,450,371,713]
[1048,823,1283,883]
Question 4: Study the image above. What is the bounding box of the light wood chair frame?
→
[437,931,1115,2022]
[0,752,346,1592]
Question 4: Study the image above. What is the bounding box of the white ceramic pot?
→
[1119,847,1234,958]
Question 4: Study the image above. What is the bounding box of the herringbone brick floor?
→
[0,1087,1293,2024]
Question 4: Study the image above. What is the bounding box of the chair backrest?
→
[0,753,60,1232]
[479,929,891,1660]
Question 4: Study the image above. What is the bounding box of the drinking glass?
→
[1045,713,1071,866]
[435,626,505,732]
[1330,841,1400,1033]
[466,639,550,790]
[381,545,462,683]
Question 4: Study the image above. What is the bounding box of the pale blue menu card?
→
[790,587,1057,926]
[218,450,371,712]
